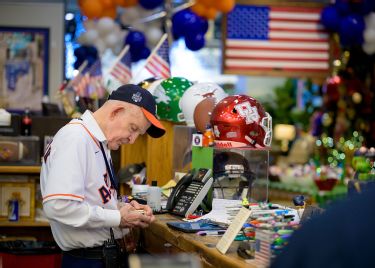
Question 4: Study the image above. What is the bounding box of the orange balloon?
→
[101,6,117,18]
[113,0,126,5]
[202,7,217,20]
[81,0,103,19]
[198,0,215,7]
[214,0,235,13]
[121,0,139,7]
[78,0,88,7]
[191,3,206,17]
[101,0,115,9]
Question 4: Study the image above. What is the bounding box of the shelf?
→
[0,166,41,174]
[0,220,49,227]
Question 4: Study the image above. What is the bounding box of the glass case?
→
[0,136,40,165]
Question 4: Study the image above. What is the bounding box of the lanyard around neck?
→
[99,142,120,199]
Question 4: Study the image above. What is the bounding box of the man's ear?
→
[110,105,125,120]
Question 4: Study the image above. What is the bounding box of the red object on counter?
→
[314,178,338,191]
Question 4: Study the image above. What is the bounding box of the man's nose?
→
[128,133,139,144]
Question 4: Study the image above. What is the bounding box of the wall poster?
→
[0,26,49,111]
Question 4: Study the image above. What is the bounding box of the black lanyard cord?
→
[99,142,120,199]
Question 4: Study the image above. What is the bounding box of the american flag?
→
[71,64,90,96]
[145,34,171,79]
[88,59,106,98]
[109,45,132,85]
[72,59,105,98]
[224,5,330,76]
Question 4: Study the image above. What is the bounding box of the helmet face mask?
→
[211,95,272,148]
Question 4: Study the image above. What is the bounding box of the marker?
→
[197,230,226,236]
[135,209,145,214]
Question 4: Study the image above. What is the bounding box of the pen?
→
[197,230,226,236]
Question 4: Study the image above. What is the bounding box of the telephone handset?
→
[166,168,213,217]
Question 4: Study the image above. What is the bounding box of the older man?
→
[40,84,165,268]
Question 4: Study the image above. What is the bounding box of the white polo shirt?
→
[40,110,125,251]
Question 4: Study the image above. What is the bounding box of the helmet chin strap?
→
[245,135,262,148]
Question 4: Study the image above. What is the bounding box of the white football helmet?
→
[179,82,228,127]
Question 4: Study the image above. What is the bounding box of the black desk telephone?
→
[166,168,213,217]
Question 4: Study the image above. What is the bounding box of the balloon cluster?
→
[78,0,138,19]
[320,0,375,48]
[120,6,164,48]
[191,0,235,20]
[172,9,209,51]
[77,17,127,62]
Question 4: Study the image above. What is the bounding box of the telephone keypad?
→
[172,182,204,216]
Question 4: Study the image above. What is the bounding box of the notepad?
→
[216,207,251,254]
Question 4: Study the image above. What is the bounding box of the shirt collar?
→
[80,110,107,143]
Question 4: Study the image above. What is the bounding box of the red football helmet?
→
[210,95,272,148]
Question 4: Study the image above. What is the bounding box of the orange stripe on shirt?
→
[43,193,84,200]
[68,122,100,148]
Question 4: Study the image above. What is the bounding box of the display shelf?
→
[0,220,49,227]
[0,166,41,174]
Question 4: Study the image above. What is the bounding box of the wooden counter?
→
[142,214,257,268]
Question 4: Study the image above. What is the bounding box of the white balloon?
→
[120,7,141,26]
[132,22,146,32]
[95,39,107,55]
[362,42,375,55]
[112,44,124,55]
[85,29,99,44]
[105,33,119,49]
[145,27,163,46]
[119,30,128,42]
[364,28,375,43]
[84,19,96,30]
[365,12,375,30]
[77,34,89,45]
[97,17,115,36]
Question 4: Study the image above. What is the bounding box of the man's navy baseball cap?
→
[108,84,166,138]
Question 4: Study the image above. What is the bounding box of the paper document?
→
[190,198,243,225]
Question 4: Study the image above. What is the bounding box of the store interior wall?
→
[0,0,64,104]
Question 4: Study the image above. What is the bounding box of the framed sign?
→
[0,26,49,111]
[0,181,35,220]
[222,1,331,78]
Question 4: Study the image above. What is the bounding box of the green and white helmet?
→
[153,77,193,122]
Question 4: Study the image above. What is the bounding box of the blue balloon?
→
[199,17,209,35]
[86,46,98,58]
[192,16,209,35]
[139,47,151,59]
[172,10,208,42]
[73,60,82,70]
[73,45,98,70]
[125,31,146,48]
[320,6,341,32]
[172,9,204,37]
[172,24,182,40]
[130,46,150,62]
[74,46,87,61]
[139,0,163,10]
[351,0,375,15]
[334,0,351,16]
[185,34,205,51]
[339,14,365,46]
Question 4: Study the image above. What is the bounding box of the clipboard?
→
[167,220,224,233]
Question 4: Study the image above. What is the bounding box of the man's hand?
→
[119,202,155,228]
[129,200,155,222]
